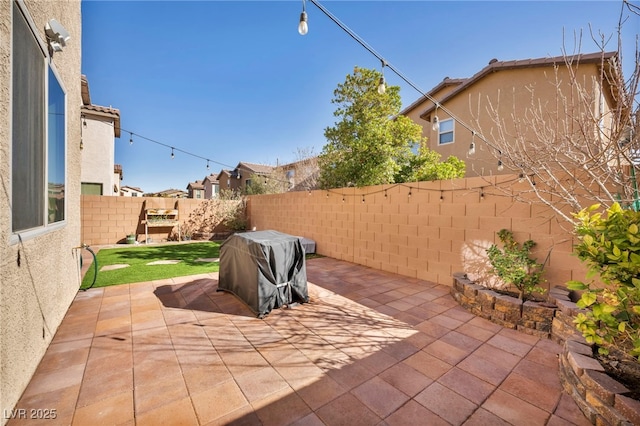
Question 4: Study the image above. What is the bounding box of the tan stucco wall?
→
[404,63,605,177]
[0,0,82,421]
[247,176,585,289]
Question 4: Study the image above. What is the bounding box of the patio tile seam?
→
[70,286,133,423]
[138,281,200,424]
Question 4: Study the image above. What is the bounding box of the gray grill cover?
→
[218,230,309,317]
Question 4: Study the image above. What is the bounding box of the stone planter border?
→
[451,272,555,338]
[451,272,640,425]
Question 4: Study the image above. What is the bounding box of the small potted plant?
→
[126,233,136,244]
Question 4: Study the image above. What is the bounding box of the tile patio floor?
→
[8,256,592,425]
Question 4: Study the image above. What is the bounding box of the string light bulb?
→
[298,1,308,35]
[206,160,210,170]
[468,131,476,155]
[432,115,440,132]
[378,60,386,94]
[432,104,441,131]
[171,147,175,159]
[497,159,504,171]
[129,132,133,145]
[440,190,444,202]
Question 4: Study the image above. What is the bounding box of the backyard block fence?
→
[80,196,203,245]
[80,174,587,288]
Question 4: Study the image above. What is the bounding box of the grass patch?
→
[81,242,221,289]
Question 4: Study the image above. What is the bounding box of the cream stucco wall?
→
[81,115,116,195]
[404,62,607,177]
[0,1,82,421]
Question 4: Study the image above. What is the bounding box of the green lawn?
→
[81,242,221,289]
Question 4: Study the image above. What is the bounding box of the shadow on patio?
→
[7,257,590,425]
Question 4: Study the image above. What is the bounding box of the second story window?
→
[438,118,454,145]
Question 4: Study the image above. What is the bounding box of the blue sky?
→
[81,0,638,193]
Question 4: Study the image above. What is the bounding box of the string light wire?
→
[306,0,501,154]
[88,1,516,190]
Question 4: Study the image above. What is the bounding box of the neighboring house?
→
[147,188,188,198]
[216,169,235,193]
[216,162,275,193]
[114,164,123,194]
[278,157,320,192]
[202,173,219,198]
[120,185,144,197]
[186,180,205,199]
[1,0,82,419]
[401,52,618,177]
[80,74,121,195]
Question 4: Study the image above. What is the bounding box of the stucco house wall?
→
[81,115,118,195]
[402,54,613,177]
[0,0,82,421]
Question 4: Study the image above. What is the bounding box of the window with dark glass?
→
[48,67,66,223]
[11,2,67,234]
[12,2,45,232]
[438,118,455,145]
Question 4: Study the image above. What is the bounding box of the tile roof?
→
[400,51,618,119]
[121,185,143,192]
[237,162,275,175]
[80,74,121,138]
[187,180,204,190]
[203,173,219,184]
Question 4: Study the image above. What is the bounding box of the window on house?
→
[438,118,454,145]
[12,2,44,231]
[81,183,103,195]
[11,2,69,234]
[11,3,67,236]
[48,67,66,223]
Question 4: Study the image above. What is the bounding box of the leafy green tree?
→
[395,144,466,183]
[244,172,289,195]
[318,67,465,189]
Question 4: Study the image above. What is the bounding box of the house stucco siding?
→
[0,1,82,422]
[404,61,608,177]
[81,115,117,195]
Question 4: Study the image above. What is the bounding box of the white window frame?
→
[438,118,455,145]
[10,1,68,244]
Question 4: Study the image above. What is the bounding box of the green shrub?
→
[568,203,640,359]
[486,229,546,301]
